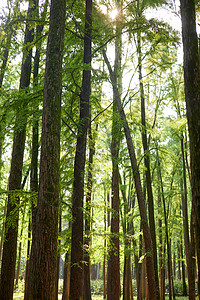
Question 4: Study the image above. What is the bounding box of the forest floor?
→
[13,293,189,300]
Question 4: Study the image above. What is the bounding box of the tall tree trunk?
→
[103,49,157,300]
[69,0,92,299]
[180,136,196,299]
[180,1,200,297]
[107,101,121,300]
[62,251,70,300]
[158,167,165,300]
[136,3,159,298]
[24,0,66,298]
[83,123,96,300]
[157,149,173,300]
[107,3,121,298]
[0,1,35,299]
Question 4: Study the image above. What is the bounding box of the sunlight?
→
[110,8,119,20]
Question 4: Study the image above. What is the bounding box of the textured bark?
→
[103,49,157,300]
[24,4,43,294]
[137,17,159,299]
[180,0,200,296]
[24,0,66,298]
[0,2,35,299]
[107,102,121,300]
[69,0,92,299]
[180,137,196,299]
[107,6,121,298]
[62,252,70,300]
[157,150,174,300]
[83,123,95,300]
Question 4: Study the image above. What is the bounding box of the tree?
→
[24,0,66,298]
[103,49,158,300]
[180,0,200,297]
[69,0,92,299]
[0,1,36,298]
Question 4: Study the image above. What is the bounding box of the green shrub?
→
[91,280,104,295]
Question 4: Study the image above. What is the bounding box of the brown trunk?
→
[158,168,165,300]
[83,123,96,300]
[103,49,157,300]
[180,0,200,296]
[0,2,35,299]
[103,189,107,299]
[62,252,70,300]
[180,241,187,296]
[56,214,62,300]
[107,101,121,300]
[24,0,66,298]
[69,1,92,299]
[107,4,121,298]
[15,226,23,288]
[157,149,173,300]
[180,136,195,299]
[136,3,159,298]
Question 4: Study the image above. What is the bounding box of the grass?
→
[14,293,189,300]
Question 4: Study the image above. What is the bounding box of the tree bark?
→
[24,0,66,298]
[107,100,121,300]
[136,7,159,297]
[69,0,92,299]
[107,4,121,298]
[180,1,200,296]
[83,123,96,300]
[180,136,195,299]
[0,1,35,299]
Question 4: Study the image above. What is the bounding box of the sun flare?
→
[110,8,119,20]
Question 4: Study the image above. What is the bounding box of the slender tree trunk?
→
[56,214,62,300]
[158,167,165,300]
[0,2,35,299]
[136,3,159,298]
[62,252,70,300]
[180,1,200,297]
[83,123,96,300]
[15,227,23,288]
[180,240,187,296]
[69,1,92,299]
[180,135,196,299]
[157,149,173,300]
[24,0,66,298]
[103,49,157,300]
[103,187,107,299]
[107,4,121,298]
[107,100,121,300]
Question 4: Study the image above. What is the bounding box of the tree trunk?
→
[24,0,66,298]
[69,1,92,299]
[180,136,195,299]
[0,1,35,299]
[107,3,121,298]
[158,167,165,300]
[103,49,157,300]
[136,2,159,298]
[180,1,200,297]
[107,101,121,300]
[83,123,96,300]
[157,149,175,300]
[62,252,70,300]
